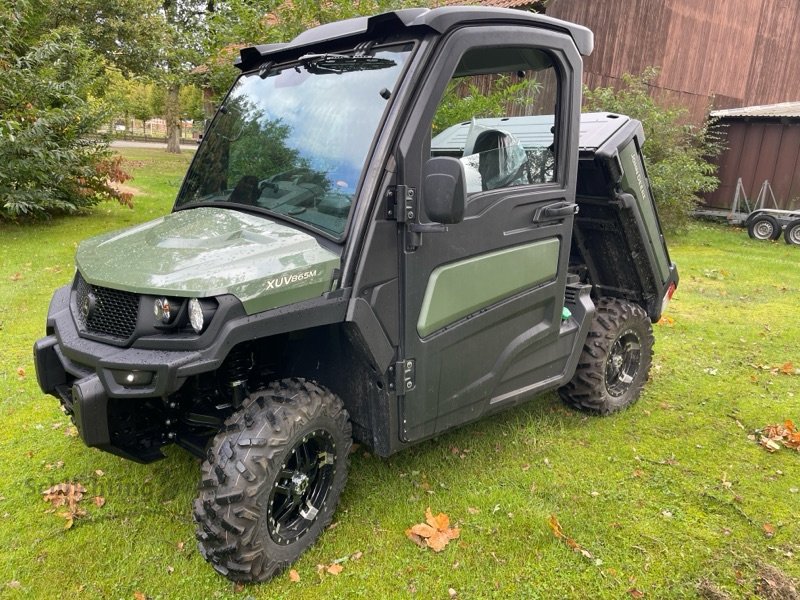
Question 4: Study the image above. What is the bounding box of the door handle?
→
[535,202,578,221]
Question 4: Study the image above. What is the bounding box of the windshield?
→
[174,45,411,238]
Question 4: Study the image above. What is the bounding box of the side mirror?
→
[423,157,466,224]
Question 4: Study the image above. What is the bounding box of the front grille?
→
[75,273,140,340]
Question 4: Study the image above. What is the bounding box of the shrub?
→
[0,5,131,220]
[582,68,722,233]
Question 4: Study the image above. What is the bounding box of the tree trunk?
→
[165,84,181,154]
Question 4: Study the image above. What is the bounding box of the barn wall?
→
[707,120,800,210]
[546,0,800,124]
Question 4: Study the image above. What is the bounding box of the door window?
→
[429,47,560,194]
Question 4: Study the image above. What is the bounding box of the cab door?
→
[395,27,583,442]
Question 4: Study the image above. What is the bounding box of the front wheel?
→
[747,214,782,241]
[559,297,654,415]
[194,378,352,582]
[783,219,800,246]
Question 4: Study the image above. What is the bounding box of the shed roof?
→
[433,0,545,8]
[710,101,800,119]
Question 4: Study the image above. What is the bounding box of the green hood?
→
[76,207,340,314]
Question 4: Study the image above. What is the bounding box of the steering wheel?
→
[258,179,279,193]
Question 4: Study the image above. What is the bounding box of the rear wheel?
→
[194,378,351,582]
[783,219,800,246]
[559,297,654,415]
[747,214,781,241]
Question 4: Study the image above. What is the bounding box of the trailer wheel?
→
[194,378,351,582]
[747,214,781,241]
[558,297,653,415]
[783,219,800,246]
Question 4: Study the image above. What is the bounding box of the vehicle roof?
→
[236,7,593,72]
[430,113,633,153]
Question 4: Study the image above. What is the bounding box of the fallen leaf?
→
[548,515,594,560]
[43,483,88,527]
[350,551,363,561]
[133,593,146,600]
[427,530,450,552]
[628,589,644,598]
[95,469,105,477]
[176,541,185,551]
[43,483,86,509]
[16,367,25,378]
[289,569,300,582]
[405,507,460,552]
[410,523,437,538]
[426,507,449,531]
[448,588,458,598]
[405,530,427,549]
[326,563,343,575]
[467,507,479,515]
[10,273,22,281]
[779,362,794,375]
[763,523,775,538]
[6,581,21,590]
[756,422,800,451]
[94,496,105,508]
[166,565,174,574]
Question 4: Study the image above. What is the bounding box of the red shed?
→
[704,102,800,211]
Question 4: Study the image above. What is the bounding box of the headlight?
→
[153,298,172,323]
[188,298,204,333]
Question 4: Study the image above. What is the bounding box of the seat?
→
[228,175,260,205]
[472,129,525,191]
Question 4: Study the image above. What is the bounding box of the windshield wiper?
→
[299,53,396,74]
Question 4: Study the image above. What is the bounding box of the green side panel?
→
[416,239,560,338]
[618,142,670,282]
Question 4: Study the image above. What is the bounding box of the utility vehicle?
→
[35,6,677,582]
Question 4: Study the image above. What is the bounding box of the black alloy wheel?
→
[266,429,336,545]
[605,328,643,397]
[194,378,351,582]
[559,297,654,415]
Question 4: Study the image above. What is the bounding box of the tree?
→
[432,76,543,134]
[0,2,130,219]
[200,0,412,102]
[582,68,723,233]
[43,0,207,153]
[42,0,165,76]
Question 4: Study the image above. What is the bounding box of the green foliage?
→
[583,68,723,232]
[40,0,165,77]
[0,3,131,220]
[179,85,205,122]
[201,0,412,99]
[432,75,543,134]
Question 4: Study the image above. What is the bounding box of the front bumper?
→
[34,283,351,462]
[34,285,203,461]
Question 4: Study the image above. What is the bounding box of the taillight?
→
[661,282,676,314]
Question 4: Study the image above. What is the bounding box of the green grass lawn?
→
[1,148,798,599]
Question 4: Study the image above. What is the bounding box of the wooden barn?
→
[544,0,800,124]
[469,0,800,124]
[704,102,800,211]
